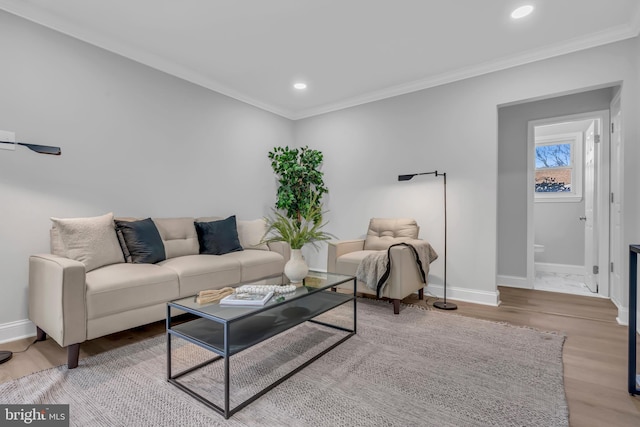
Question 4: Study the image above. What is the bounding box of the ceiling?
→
[1,0,639,120]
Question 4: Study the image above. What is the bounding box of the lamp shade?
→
[0,141,61,155]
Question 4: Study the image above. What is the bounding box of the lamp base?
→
[0,350,12,364]
[433,300,457,310]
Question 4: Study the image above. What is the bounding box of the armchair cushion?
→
[364,218,419,250]
[334,250,380,276]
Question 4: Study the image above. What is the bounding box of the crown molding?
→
[291,23,638,120]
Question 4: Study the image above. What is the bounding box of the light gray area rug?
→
[1,300,568,426]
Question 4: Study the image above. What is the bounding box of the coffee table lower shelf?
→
[166,282,356,419]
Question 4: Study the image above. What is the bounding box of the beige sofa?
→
[327,218,436,314]
[28,214,288,369]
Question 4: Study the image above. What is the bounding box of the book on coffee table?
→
[219,291,274,306]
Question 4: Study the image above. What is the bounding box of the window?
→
[534,132,582,202]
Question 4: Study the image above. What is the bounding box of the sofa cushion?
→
[237,219,269,251]
[195,216,243,255]
[115,218,166,264]
[158,255,242,297]
[50,227,65,257]
[364,218,419,251]
[116,230,132,263]
[152,217,199,259]
[195,216,222,223]
[50,212,124,272]
[85,263,179,319]
[222,250,285,282]
[335,250,381,276]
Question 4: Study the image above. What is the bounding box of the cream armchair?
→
[327,218,436,314]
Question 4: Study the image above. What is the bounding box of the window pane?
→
[535,169,571,192]
[535,143,571,168]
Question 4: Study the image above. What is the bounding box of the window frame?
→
[534,132,583,203]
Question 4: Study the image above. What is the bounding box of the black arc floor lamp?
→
[398,170,457,310]
[0,137,61,365]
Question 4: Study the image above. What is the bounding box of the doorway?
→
[527,111,610,297]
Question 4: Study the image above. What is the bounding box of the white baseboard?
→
[497,275,531,289]
[535,262,584,276]
[615,305,628,326]
[427,284,500,306]
[0,319,36,344]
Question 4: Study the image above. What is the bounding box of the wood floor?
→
[1,286,639,426]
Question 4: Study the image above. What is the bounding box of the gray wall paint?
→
[0,11,294,326]
[497,88,613,277]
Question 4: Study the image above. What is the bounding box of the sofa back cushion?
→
[363,218,419,251]
[152,217,199,259]
[237,219,269,251]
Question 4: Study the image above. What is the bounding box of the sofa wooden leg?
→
[392,299,400,314]
[67,344,80,369]
[418,288,424,300]
[35,326,47,341]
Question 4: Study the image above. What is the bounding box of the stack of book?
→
[219,291,274,306]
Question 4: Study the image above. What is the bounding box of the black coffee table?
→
[166,271,356,419]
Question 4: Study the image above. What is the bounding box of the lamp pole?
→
[398,171,457,310]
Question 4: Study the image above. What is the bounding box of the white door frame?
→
[584,120,597,292]
[609,90,625,320]
[526,110,610,295]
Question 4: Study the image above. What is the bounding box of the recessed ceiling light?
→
[293,83,307,90]
[511,5,534,19]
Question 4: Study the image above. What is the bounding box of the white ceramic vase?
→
[285,249,309,285]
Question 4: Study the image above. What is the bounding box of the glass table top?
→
[169,270,354,322]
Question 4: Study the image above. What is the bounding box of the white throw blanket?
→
[356,240,438,297]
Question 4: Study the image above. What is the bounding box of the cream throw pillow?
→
[237,219,269,251]
[50,212,124,271]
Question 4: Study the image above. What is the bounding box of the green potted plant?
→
[265,146,332,283]
[268,145,328,224]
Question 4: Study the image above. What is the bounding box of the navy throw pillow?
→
[115,218,166,264]
[195,215,244,255]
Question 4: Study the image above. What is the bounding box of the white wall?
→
[498,89,613,276]
[0,11,294,337]
[296,39,639,310]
